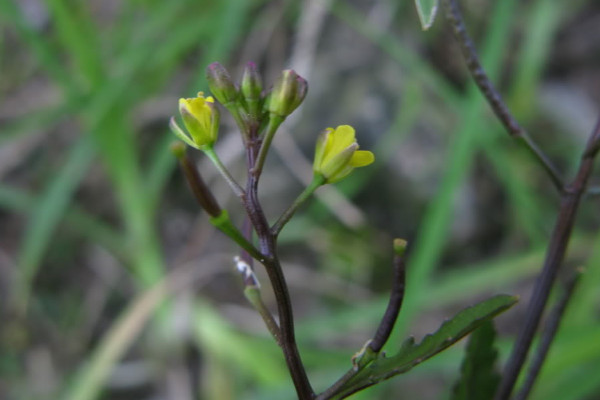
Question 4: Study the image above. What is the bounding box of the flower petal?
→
[329,125,356,154]
[313,128,332,172]
[349,150,375,167]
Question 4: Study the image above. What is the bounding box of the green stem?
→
[252,114,285,178]
[271,175,325,237]
[224,101,250,142]
[203,146,245,198]
[244,286,282,346]
[210,210,264,261]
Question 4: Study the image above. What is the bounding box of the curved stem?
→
[317,241,408,400]
[368,242,407,353]
[272,175,325,237]
[252,114,284,178]
[244,285,282,346]
[495,114,600,400]
[223,101,250,142]
[514,269,583,400]
[441,0,565,193]
[202,146,245,198]
[209,211,263,262]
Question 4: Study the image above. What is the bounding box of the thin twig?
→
[271,175,324,237]
[442,0,564,193]
[495,115,600,400]
[514,269,584,400]
[439,3,599,395]
[316,241,407,400]
[235,256,283,346]
[369,242,407,353]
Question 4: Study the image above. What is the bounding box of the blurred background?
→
[1,0,600,399]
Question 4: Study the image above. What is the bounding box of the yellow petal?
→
[349,150,375,167]
[329,125,356,154]
[322,125,356,167]
[313,128,331,171]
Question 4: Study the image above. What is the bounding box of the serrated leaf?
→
[332,295,517,399]
[415,0,439,30]
[451,320,501,400]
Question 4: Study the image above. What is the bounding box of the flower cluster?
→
[169,62,374,187]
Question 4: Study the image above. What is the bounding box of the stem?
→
[495,114,600,400]
[252,114,285,178]
[175,148,222,217]
[316,368,360,400]
[369,243,407,353]
[244,286,282,346]
[235,254,282,344]
[224,101,250,143]
[514,269,583,400]
[209,211,264,262]
[317,241,408,400]
[442,0,564,193]
[242,143,314,398]
[439,3,600,395]
[272,175,325,237]
[203,146,245,198]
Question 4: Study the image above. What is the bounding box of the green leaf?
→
[332,295,517,399]
[414,0,439,30]
[451,320,500,400]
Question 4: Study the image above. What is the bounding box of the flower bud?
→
[206,62,239,105]
[170,92,219,149]
[393,238,407,256]
[266,69,308,118]
[241,61,264,118]
[313,125,375,183]
[241,62,263,102]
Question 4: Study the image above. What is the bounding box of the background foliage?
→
[1,0,599,399]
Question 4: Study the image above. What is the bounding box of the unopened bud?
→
[241,62,263,102]
[241,61,264,118]
[266,69,308,118]
[393,238,407,256]
[206,62,239,105]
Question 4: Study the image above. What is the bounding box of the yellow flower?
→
[170,92,219,149]
[313,125,374,183]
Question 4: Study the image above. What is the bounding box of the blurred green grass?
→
[1,0,599,399]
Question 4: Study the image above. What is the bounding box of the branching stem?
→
[495,115,600,400]
[514,269,584,400]
[442,0,564,193]
[203,146,245,197]
[272,175,325,237]
[242,137,315,399]
[252,115,284,178]
[441,1,600,398]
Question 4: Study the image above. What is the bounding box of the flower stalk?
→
[170,62,378,400]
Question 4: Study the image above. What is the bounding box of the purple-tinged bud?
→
[206,62,239,105]
[241,62,264,119]
[266,69,308,118]
[241,62,263,102]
